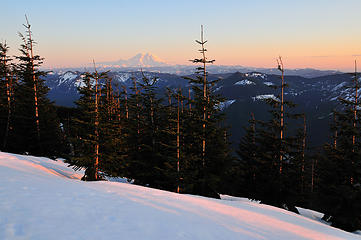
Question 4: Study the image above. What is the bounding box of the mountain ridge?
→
[45,70,358,149]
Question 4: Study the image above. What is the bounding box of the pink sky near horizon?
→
[38,48,360,72]
[3,0,361,72]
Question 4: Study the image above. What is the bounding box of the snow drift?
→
[0,152,359,240]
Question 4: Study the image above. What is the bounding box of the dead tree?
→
[177,89,181,193]
[351,60,358,184]
[19,16,41,147]
[277,56,285,174]
[93,60,100,180]
[301,114,306,193]
[122,85,129,120]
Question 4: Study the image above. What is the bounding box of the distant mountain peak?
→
[100,53,167,68]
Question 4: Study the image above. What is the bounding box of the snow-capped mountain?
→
[99,53,168,68]
[81,53,341,78]
[46,70,188,106]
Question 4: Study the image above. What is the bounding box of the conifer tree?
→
[317,61,361,231]
[123,74,176,190]
[183,25,232,198]
[69,73,97,179]
[236,113,258,198]
[0,42,15,151]
[237,57,304,211]
[98,74,125,177]
[10,17,63,157]
[69,69,112,180]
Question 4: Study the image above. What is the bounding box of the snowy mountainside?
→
[44,70,358,147]
[0,151,360,240]
[211,72,359,147]
[45,70,189,106]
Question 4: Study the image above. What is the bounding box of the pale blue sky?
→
[2,0,361,70]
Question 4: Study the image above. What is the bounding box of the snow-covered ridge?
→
[235,79,256,86]
[245,72,267,79]
[1,152,360,240]
[252,94,280,102]
[264,81,275,86]
[58,71,77,86]
[332,82,347,92]
[115,72,131,82]
[217,99,236,110]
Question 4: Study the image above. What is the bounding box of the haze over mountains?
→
[57,52,343,78]
[43,54,353,151]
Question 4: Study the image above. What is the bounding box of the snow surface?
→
[296,207,329,225]
[214,86,223,92]
[245,73,266,79]
[264,81,275,86]
[217,100,236,110]
[234,79,256,86]
[332,82,347,92]
[116,73,131,82]
[58,72,77,86]
[252,94,280,102]
[1,152,360,240]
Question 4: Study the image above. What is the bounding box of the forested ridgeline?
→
[1,20,360,231]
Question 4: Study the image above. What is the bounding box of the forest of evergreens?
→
[1,21,360,231]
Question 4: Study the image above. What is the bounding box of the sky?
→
[2,0,361,71]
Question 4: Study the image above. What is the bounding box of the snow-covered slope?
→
[0,152,359,240]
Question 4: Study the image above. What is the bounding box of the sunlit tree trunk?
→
[200,25,207,167]
[22,17,41,148]
[122,85,129,120]
[351,60,358,184]
[188,88,191,111]
[177,89,181,193]
[333,112,337,149]
[93,60,100,180]
[1,45,13,150]
[302,115,306,193]
[277,56,285,174]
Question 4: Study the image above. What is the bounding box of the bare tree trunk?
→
[333,112,337,149]
[311,158,314,193]
[24,16,41,149]
[106,78,112,120]
[122,86,129,120]
[188,88,191,111]
[200,26,207,167]
[191,25,215,184]
[115,89,121,122]
[351,60,358,184]
[251,112,256,182]
[2,56,13,150]
[302,115,306,193]
[133,78,141,151]
[177,89,180,193]
[150,96,155,150]
[277,57,284,174]
[93,60,100,180]
[181,97,184,114]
